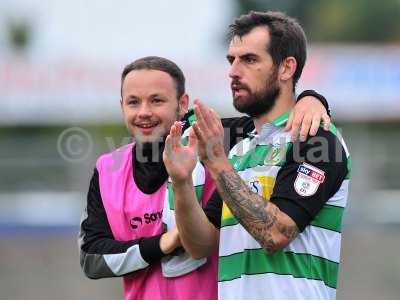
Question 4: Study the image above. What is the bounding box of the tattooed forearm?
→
[217,170,277,252]
[217,170,298,253]
[276,221,299,241]
[217,170,275,225]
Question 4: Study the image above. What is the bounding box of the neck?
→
[135,140,165,164]
[253,87,295,133]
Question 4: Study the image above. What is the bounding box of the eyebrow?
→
[240,53,259,59]
[226,53,259,61]
[149,93,163,98]
[125,93,166,101]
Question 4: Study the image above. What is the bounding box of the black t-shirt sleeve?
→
[296,90,331,117]
[203,190,223,229]
[270,128,348,232]
[221,116,254,151]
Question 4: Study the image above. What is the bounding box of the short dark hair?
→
[121,56,185,99]
[229,11,307,90]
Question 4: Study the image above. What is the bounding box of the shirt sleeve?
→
[270,128,348,232]
[78,169,166,279]
[296,89,331,117]
[203,190,223,230]
[221,116,254,151]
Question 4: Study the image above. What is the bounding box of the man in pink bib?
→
[78,56,331,300]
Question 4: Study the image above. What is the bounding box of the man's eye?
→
[128,100,139,105]
[245,57,256,64]
[152,98,164,103]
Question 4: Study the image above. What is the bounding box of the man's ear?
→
[178,94,189,118]
[279,57,297,82]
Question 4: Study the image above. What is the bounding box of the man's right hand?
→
[160,227,181,254]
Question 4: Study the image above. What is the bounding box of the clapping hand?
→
[163,121,198,184]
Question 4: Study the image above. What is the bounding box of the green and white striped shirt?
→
[218,112,351,300]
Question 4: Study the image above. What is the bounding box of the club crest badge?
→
[248,175,276,200]
[294,163,325,197]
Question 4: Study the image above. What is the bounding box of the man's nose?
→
[229,60,242,79]
[137,102,153,118]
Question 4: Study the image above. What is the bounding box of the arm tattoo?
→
[277,222,299,241]
[217,170,298,253]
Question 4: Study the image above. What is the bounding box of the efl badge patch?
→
[294,163,325,197]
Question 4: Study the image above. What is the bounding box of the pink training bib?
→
[96,143,218,300]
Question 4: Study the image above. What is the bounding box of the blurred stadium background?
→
[1,0,400,299]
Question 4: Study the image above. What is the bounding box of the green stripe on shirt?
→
[219,248,338,289]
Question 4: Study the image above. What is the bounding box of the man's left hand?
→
[192,100,231,174]
[285,96,331,141]
[163,121,198,184]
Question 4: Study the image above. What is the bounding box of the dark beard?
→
[232,70,280,118]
